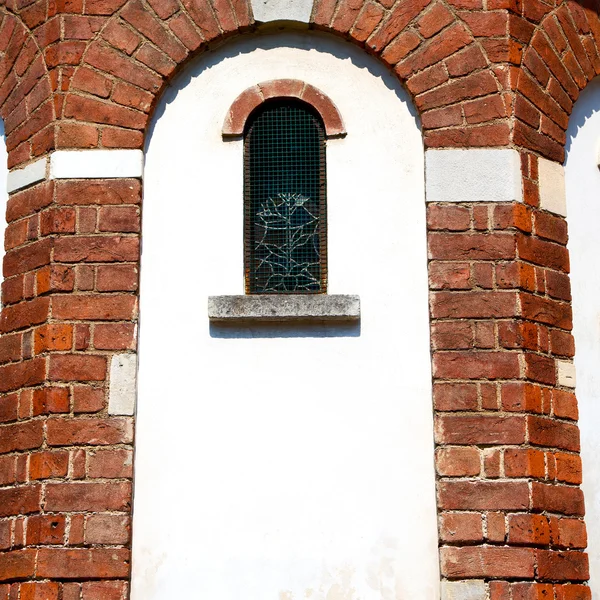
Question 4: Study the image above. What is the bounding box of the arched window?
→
[244,99,326,294]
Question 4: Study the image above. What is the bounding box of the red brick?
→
[29,450,69,480]
[96,264,138,292]
[85,514,130,544]
[93,323,136,350]
[505,447,545,478]
[48,354,107,382]
[437,413,526,445]
[53,236,139,262]
[44,481,131,511]
[433,351,520,379]
[72,386,105,413]
[87,448,133,479]
[555,452,582,484]
[508,514,550,546]
[537,550,588,581]
[46,417,133,446]
[33,324,73,354]
[438,480,529,510]
[520,293,572,329]
[26,514,66,545]
[431,291,517,318]
[439,512,483,543]
[3,238,53,279]
[431,321,472,350]
[36,548,130,579]
[0,421,43,453]
[441,546,535,578]
[531,482,585,516]
[56,179,141,205]
[82,581,128,600]
[436,446,480,476]
[428,262,470,290]
[52,295,136,321]
[0,297,50,334]
[0,549,36,582]
[428,232,516,260]
[528,415,580,452]
[0,485,41,518]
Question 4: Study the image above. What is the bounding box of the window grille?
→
[244,100,327,294]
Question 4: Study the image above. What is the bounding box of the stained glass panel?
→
[244,100,326,294]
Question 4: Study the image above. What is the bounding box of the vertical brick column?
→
[429,151,589,599]
[0,176,141,599]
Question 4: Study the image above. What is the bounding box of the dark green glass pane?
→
[245,101,326,294]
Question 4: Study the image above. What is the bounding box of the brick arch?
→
[222,79,347,137]
[58,0,516,151]
[0,6,56,169]
[515,0,600,163]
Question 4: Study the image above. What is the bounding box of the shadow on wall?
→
[209,321,361,338]
[146,29,421,149]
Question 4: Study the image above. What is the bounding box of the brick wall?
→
[0,0,599,597]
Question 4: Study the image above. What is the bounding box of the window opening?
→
[244,99,327,294]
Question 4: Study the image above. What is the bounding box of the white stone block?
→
[557,359,576,388]
[109,354,138,416]
[538,157,567,216]
[425,148,523,203]
[441,580,487,600]
[251,0,313,23]
[50,149,144,179]
[7,157,47,193]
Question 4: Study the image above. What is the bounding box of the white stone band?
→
[50,149,144,180]
[425,148,523,204]
[7,150,145,194]
[7,156,47,193]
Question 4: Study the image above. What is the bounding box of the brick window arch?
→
[222,79,346,139]
[224,80,346,295]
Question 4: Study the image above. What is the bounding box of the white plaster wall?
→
[565,75,600,595]
[0,121,8,305]
[133,32,439,600]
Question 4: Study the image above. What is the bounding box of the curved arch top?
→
[222,79,347,138]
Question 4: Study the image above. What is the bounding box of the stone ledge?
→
[208,295,360,322]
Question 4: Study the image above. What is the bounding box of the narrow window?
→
[244,100,326,294]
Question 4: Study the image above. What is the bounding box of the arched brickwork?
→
[222,79,347,137]
[0,6,55,168]
[50,0,521,154]
[516,0,600,163]
[0,0,599,598]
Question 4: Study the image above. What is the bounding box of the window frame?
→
[243,98,328,295]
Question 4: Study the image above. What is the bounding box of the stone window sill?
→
[208,295,360,322]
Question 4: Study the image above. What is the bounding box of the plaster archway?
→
[132,31,439,600]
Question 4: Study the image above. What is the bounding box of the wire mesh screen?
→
[244,100,326,294]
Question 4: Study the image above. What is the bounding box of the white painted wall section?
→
[49,150,144,179]
[133,32,439,600]
[6,156,46,193]
[539,157,567,216]
[251,0,313,23]
[565,75,600,596]
[425,148,523,203]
